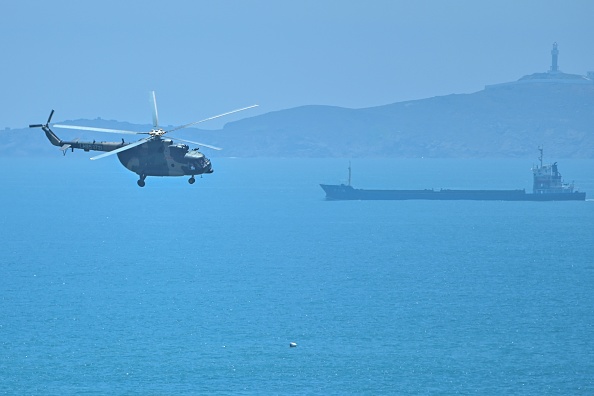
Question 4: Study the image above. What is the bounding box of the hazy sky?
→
[2,0,593,130]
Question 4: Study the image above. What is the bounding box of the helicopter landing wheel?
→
[137,174,146,187]
[188,176,196,184]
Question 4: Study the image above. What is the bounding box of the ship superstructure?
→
[532,147,576,194]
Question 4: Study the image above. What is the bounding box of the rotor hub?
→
[149,128,166,137]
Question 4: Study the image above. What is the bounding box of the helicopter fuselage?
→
[116,138,212,177]
[40,125,213,185]
[28,96,256,187]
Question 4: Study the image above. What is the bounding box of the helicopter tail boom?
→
[30,110,128,156]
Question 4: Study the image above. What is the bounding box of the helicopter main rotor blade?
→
[150,91,159,128]
[166,104,259,133]
[53,124,146,135]
[169,136,222,151]
[90,137,152,160]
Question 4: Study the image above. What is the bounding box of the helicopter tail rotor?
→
[47,109,55,125]
[29,109,55,129]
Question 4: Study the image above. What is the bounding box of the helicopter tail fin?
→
[29,110,63,147]
[43,126,63,147]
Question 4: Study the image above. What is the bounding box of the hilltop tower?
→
[550,42,559,73]
[485,42,593,89]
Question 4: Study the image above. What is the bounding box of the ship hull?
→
[320,184,586,201]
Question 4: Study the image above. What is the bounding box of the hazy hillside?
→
[214,82,594,158]
[3,82,594,158]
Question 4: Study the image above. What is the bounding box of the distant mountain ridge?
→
[4,82,594,158]
[213,82,594,158]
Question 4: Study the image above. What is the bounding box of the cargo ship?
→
[320,149,586,201]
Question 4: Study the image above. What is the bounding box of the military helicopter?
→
[30,92,257,187]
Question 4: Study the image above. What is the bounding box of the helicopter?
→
[29,92,257,187]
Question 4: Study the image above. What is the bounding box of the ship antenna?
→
[348,161,352,186]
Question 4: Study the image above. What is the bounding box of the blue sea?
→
[1,156,593,394]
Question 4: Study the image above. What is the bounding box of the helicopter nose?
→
[202,158,213,174]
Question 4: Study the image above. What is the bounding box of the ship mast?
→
[348,161,352,186]
[538,146,543,168]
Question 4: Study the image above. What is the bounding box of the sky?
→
[2,0,594,130]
